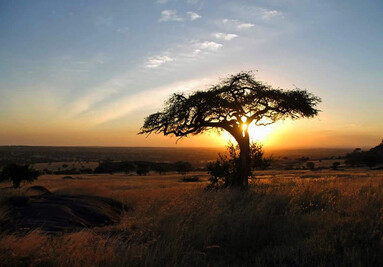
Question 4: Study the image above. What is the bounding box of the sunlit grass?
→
[1,170,383,266]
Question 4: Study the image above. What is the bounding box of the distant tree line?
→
[345,146,383,168]
[93,160,194,176]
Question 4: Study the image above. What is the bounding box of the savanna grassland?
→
[1,169,383,266]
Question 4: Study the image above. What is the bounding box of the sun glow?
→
[248,123,275,143]
[220,122,276,145]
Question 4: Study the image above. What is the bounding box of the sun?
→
[219,122,275,145]
[247,123,275,143]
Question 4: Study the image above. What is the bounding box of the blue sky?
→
[0,0,382,147]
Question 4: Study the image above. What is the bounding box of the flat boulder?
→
[3,194,127,233]
[26,186,51,196]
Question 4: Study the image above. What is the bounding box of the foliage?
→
[181,175,200,182]
[207,142,271,188]
[306,161,315,170]
[332,161,341,170]
[0,163,40,188]
[136,163,149,176]
[174,161,193,175]
[153,163,171,175]
[94,160,135,174]
[139,71,321,139]
[139,71,320,187]
[345,148,383,167]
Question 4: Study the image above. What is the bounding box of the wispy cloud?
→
[116,26,129,33]
[213,32,238,40]
[79,77,216,126]
[145,55,174,68]
[67,80,123,117]
[187,11,201,21]
[261,9,283,20]
[196,41,223,51]
[159,10,184,22]
[222,19,254,30]
[237,23,254,29]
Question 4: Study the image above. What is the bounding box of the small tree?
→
[139,71,320,187]
[174,161,193,175]
[306,161,315,170]
[136,163,149,176]
[0,163,40,188]
[153,163,170,175]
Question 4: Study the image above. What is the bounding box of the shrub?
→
[332,161,341,170]
[181,176,200,182]
[207,142,271,188]
[0,163,40,188]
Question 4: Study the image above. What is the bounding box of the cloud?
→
[79,77,216,126]
[159,10,184,22]
[222,19,254,30]
[197,41,223,51]
[187,11,201,21]
[145,55,174,68]
[116,27,129,33]
[261,9,283,20]
[186,0,200,3]
[237,23,254,30]
[68,80,123,117]
[156,0,170,3]
[213,32,238,40]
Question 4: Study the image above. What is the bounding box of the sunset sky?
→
[0,0,382,148]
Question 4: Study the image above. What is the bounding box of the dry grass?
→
[1,169,383,266]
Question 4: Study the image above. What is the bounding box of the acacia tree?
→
[139,72,321,187]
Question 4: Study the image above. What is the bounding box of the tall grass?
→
[1,172,383,266]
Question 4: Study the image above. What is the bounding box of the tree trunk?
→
[237,132,250,188]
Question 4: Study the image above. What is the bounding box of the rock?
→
[3,194,128,233]
[26,186,51,196]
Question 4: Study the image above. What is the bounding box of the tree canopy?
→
[0,163,40,188]
[139,71,321,187]
[139,71,321,141]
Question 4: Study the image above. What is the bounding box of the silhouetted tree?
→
[153,163,171,175]
[139,71,321,187]
[136,163,149,176]
[306,161,315,170]
[174,161,193,175]
[0,163,40,188]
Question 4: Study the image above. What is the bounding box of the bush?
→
[207,142,271,188]
[0,163,40,188]
[332,161,341,170]
[181,175,200,182]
